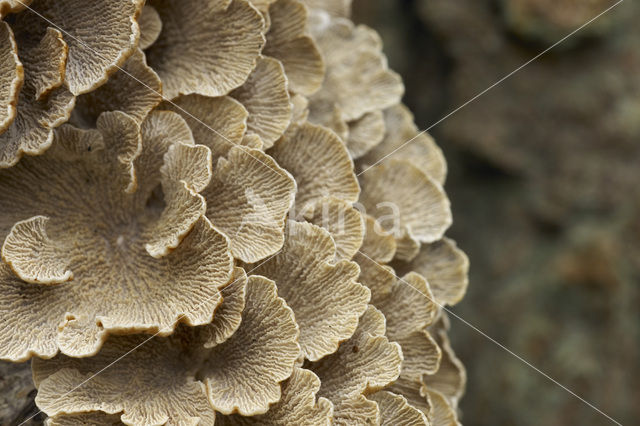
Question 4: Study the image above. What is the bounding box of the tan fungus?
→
[359,104,447,185]
[138,4,162,50]
[0,0,32,17]
[146,0,265,99]
[310,306,402,403]
[0,21,22,133]
[358,159,452,246]
[0,111,232,360]
[395,237,470,306]
[199,275,300,415]
[202,146,296,263]
[230,56,292,148]
[331,395,380,426]
[0,24,74,168]
[263,0,325,96]
[217,367,333,425]
[252,220,369,361]
[33,273,299,423]
[302,196,364,261]
[346,110,385,159]
[307,12,403,122]
[24,0,144,96]
[301,0,351,17]
[160,94,248,160]
[368,391,429,426]
[268,122,359,211]
[70,49,162,127]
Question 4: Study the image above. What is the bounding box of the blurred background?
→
[352,0,639,424]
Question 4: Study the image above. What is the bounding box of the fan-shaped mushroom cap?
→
[160,94,248,160]
[24,0,144,96]
[230,56,292,148]
[358,159,452,248]
[0,22,22,133]
[375,272,438,340]
[346,110,385,159]
[0,111,233,360]
[138,5,161,50]
[263,0,325,96]
[217,367,333,425]
[202,146,296,263]
[33,274,299,423]
[200,267,248,348]
[425,322,467,408]
[364,270,442,405]
[359,104,447,185]
[252,220,369,361]
[199,275,300,415]
[302,197,364,261]
[357,214,396,263]
[70,49,161,127]
[310,306,402,402]
[35,335,217,425]
[0,25,74,168]
[268,122,359,211]
[395,238,470,306]
[332,395,380,426]
[307,12,403,123]
[427,389,461,426]
[368,391,429,426]
[146,0,265,99]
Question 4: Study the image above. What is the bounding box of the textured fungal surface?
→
[0,0,469,424]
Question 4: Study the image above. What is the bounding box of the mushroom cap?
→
[146,0,265,99]
[263,0,325,96]
[0,24,74,168]
[217,367,333,425]
[0,111,233,360]
[137,5,162,50]
[252,220,370,361]
[394,238,470,306]
[302,196,365,261]
[230,56,292,148]
[310,306,403,402]
[203,146,296,263]
[25,0,144,96]
[159,94,249,160]
[268,122,360,211]
[70,49,162,128]
[307,12,403,123]
[0,21,22,134]
[358,159,452,247]
[368,391,429,426]
[33,273,300,423]
[359,104,447,185]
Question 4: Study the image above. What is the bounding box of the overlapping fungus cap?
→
[0,0,470,424]
[33,270,301,424]
[0,0,145,167]
[0,110,234,360]
[305,6,404,158]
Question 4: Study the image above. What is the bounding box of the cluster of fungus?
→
[0,0,469,424]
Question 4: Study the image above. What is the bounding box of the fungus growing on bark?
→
[0,0,469,424]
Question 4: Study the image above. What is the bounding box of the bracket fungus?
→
[0,0,469,424]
